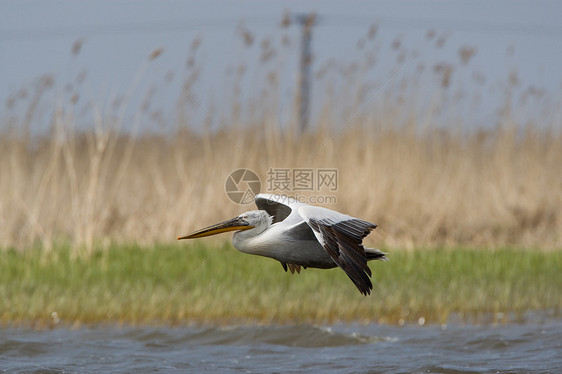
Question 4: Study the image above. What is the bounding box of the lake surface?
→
[1,320,561,373]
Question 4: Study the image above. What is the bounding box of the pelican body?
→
[178,194,387,295]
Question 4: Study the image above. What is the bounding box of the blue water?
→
[1,321,561,373]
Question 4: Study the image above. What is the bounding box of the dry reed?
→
[1,116,560,253]
[1,26,561,254]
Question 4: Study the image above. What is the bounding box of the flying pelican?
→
[177,194,387,295]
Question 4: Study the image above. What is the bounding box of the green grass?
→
[1,243,561,327]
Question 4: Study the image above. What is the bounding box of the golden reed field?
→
[1,117,560,253]
[1,31,561,254]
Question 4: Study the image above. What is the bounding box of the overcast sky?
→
[2,0,561,132]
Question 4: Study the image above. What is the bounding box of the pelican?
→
[177,194,387,295]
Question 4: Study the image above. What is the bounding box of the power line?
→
[318,15,562,37]
[2,14,562,42]
[0,17,274,42]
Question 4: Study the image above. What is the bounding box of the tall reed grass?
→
[2,114,560,252]
[1,24,561,253]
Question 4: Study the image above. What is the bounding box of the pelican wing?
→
[255,194,306,224]
[298,205,377,295]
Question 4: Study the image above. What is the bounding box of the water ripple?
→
[1,320,561,373]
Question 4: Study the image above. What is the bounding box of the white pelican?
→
[177,194,387,295]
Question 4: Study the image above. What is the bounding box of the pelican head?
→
[177,210,272,240]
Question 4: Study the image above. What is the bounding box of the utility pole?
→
[294,13,316,133]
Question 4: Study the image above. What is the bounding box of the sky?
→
[2,0,561,133]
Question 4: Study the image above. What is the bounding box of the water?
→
[1,321,561,373]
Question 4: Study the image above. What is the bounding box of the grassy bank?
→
[1,243,560,327]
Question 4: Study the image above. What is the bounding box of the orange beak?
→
[177,216,254,240]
